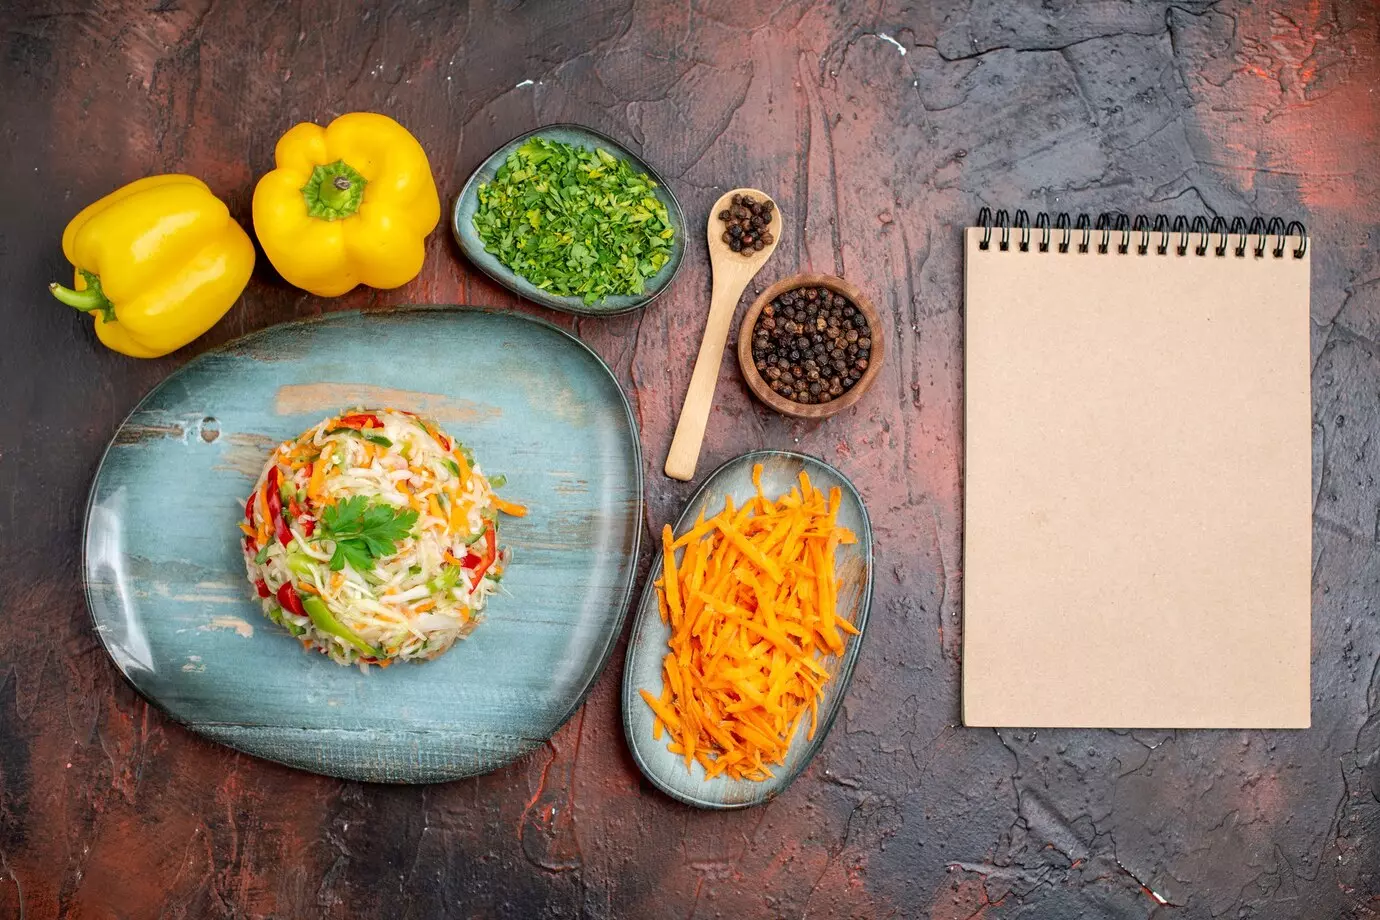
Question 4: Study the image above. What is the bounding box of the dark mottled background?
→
[2,1,1378,917]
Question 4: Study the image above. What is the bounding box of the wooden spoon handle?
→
[664,274,750,481]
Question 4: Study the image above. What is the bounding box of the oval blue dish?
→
[621,450,873,809]
[83,307,643,783]
[452,123,686,316]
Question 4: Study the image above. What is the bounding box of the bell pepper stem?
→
[320,175,353,210]
[301,160,367,221]
[50,270,117,323]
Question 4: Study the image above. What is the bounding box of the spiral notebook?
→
[962,211,1312,728]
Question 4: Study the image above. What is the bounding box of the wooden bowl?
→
[736,274,884,419]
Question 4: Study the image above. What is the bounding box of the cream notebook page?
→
[962,223,1311,728]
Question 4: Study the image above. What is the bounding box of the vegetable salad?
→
[241,409,526,669]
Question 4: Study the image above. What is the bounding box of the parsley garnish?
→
[319,496,418,572]
[472,137,675,305]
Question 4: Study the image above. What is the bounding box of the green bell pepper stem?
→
[49,270,117,323]
[301,594,381,658]
[301,160,367,221]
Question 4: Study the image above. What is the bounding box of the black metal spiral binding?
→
[1173,215,1191,256]
[1095,213,1113,254]
[1133,215,1151,255]
[975,210,1308,258]
[1074,214,1092,253]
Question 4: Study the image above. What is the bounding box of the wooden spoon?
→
[664,188,781,481]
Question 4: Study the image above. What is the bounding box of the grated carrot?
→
[307,459,327,502]
[256,481,271,544]
[644,464,859,782]
[452,449,471,484]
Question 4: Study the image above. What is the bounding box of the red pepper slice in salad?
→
[336,413,383,430]
[469,520,498,585]
[245,492,256,523]
[285,484,316,537]
[255,579,271,598]
[276,581,307,617]
[265,466,293,547]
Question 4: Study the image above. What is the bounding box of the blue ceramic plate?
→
[621,451,873,808]
[83,308,643,783]
[452,124,686,316]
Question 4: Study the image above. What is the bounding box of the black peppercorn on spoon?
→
[665,188,781,481]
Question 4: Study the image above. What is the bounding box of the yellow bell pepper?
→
[49,175,255,358]
[252,112,440,297]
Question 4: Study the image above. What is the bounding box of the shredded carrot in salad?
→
[640,464,859,781]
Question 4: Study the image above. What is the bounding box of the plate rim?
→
[619,449,874,809]
[81,305,645,783]
[451,122,687,317]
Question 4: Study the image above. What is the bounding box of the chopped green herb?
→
[254,545,271,564]
[363,433,392,447]
[488,473,508,488]
[472,137,675,305]
[443,458,462,477]
[320,496,419,572]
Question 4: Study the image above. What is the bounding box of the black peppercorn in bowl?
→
[737,274,884,419]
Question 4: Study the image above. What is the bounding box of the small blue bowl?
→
[452,124,687,316]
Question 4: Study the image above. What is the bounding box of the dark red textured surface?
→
[2,1,1379,917]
